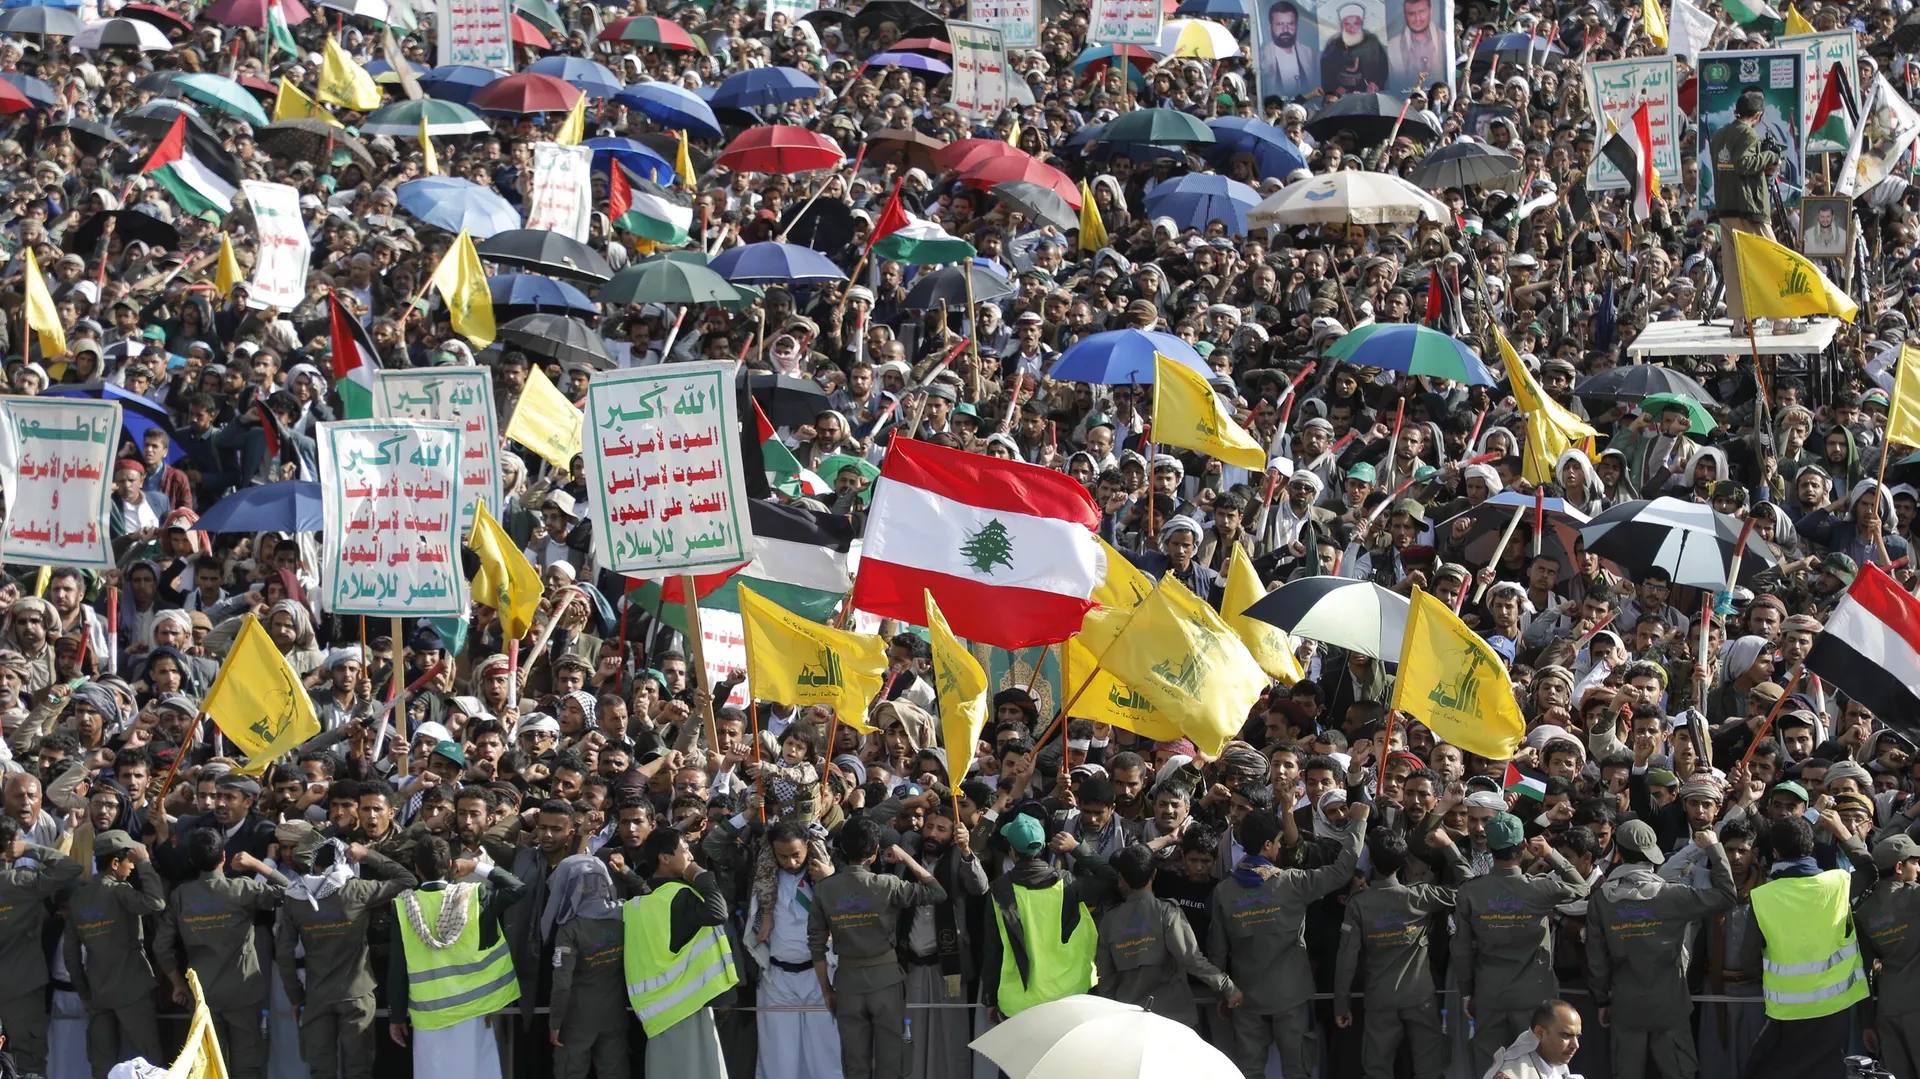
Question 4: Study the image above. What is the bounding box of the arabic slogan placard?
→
[525,143,593,243]
[0,398,119,570]
[1088,0,1161,47]
[1582,57,1682,190]
[372,370,500,535]
[318,419,467,618]
[949,21,1008,124]
[241,180,310,311]
[1780,31,1859,154]
[582,360,753,576]
[438,0,512,72]
[973,0,1038,49]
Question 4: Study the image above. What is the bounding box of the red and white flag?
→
[1805,561,1920,724]
[851,438,1104,648]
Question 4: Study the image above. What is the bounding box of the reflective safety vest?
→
[623,882,740,1037]
[393,886,520,1031]
[991,878,1097,1017]
[1750,870,1870,1020]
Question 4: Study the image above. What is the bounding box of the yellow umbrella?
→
[1158,18,1239,58]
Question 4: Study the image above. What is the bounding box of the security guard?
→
[1095,843,1238,1026]
[546,855,630,1079]
[1862,834,1920,1079]
[1333,826,1470,1079]
[154,829,288,1079]
[983,812,1118,1020]
[1588,818,1737,1079]
[624,825,736,1079]
[63,829,167,1079]
[0,816,81,1079]
[388,836,526,1078]
[809,817,947,1079]
[1451,812,1592,1076]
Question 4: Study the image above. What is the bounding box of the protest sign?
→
[764,0,814,29]
[1090,0,1164,46]
[1838,75,1920,198]
[1780,31,1859,154]
[438,0,512,71]
[697,609,752,707]
[1253,0,1454,102]
[582,361,755,575]
[1583,56,1682,190]
[319,420,467,618]
[1697,50,1804,211]
[0,398,118,570]
[372,369,500,535]
[973,0,1039,49]
[525,143,593,242]
[948,22,1008,124]
[241,180,309,311]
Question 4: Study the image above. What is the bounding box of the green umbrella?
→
[638,250,711,265]
[815,454,879,503]
[601,258,743,305]
[513,0,564,33]
[172,74,269,127]
[361,99,489,137]
[1097,107,1216,145]
[1322,323,1496,385]
[1640,392,1716,436]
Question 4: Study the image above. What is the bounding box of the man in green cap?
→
[0,816,81,1079]
[1451,811,1593,1076]
[1860,833,1920,1077]
[64,828,167,1079]
[1341,462,1376,513]
[1588,817,1737,1079]
[155,828,290,1079]
[981,811,1118,1022]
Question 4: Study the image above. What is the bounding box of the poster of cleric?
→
[1252,0,1453,103]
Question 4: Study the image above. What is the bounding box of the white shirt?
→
[769,869,812,964]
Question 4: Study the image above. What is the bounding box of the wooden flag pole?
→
[680,575,720,751]
[1473,504,1530,602]
[391,615,408,745]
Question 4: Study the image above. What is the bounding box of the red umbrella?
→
[202,0,309,28]
[236,72,276,98]
[598,15,703,50]
[891,35,952,53]
[119,3,194,35]
[716,127,844,173]
[0,80,31,115]
[510,13,552,49]
[470,71,578,114]
[931,137,1027,173]
[959,155,1080,206]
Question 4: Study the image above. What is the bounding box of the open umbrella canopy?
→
[259,120,375,172]
[0,79,36,116]
[1157,18,1238,57]
[599,14,704,49]
[170,73,271,126]
[780,198,860,254]
[512,0,562,33]
[902,263,1015,310]
[1175,0,1246,15]
[931,137,1026,173]
[600,257,743,305]
[499,314,612,368]
[45,118,124,154]
[1325,323,1496,385]
[583,136,676,184]
[414,64,505,106]
[1439,491,1593,582]
[866,50,952,73]
[1098,107,1215,144]
[1640,392,1717,435]
[317,0,388,21]
[476,229,613,282]
[1472,31,1565,66]
[849,0,944,34]
[716,126,843,173]
[471,71,579,114]
[203,0,309,26]
[1050,329,1209,384]
[117,3,193,33]
[747,372,834,426]
[971,996,1240,1079]
[73,16,174,50]
[115,99,215,141]
[710,66,821,109]
[1142,173,1259,234]
[0,6,80,33]
[1244,577,1410,660]
[1201,116,1307,177]
[612,81,721,138]
[486,273,598,319]
[1072,43,1160,75]
[865,127,948,171]
[1248,170,1448,227]
[1575,364,1717,403]
[1580,497,1779,590]
[362,97,489,135]
[65,210,177,255]
[1305,91,1439,144]
[394,176,521,238]
[1409,141,1520,189]
[959,154,1079,206]
[712,241,846,283]
[510,13,551,48]
[195,481,325,533]
[991,179,1077,230]
[526,55,624,98]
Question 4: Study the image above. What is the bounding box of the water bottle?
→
[903,1017,913,1046]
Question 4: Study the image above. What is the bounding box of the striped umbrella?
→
[598,14,703,50]
[1324,323,1496,385]
[1157,18,1238,57]
[1580,497,1780,590]
[1243,578,1409,661]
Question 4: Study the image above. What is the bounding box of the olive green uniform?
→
[1333,844,1469,1079]
[1855,872,1920,1076]
[155,866,290,1079]
[1451,850,1592,1075]
[1094,887,1235,1026]
[549,916,629,1079]
[1708,118,1782,325]
[809,864,947,1079]
[275,849,418,1079]
[64,861,168,1079]
[0,843,81,1076]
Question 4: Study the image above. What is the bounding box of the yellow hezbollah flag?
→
[168,971,230,1079]
[1497,323,1597,485]
[317,36,383,111]
[1643,0,1668,47]
[272,78,341,125]
[202,614,322,774]
[504,365,583,468]
[22,247,65,359]
[1063,539,1181,740]
[1078,575,1268,756]
[1732,227,1859,323]
[431,229,496,347]
[215,232,242,295]
[468,498,542,639]
[555,95,586,145]
[925,590,989,792]
[1007,118,1021,146]
[1784,3,1814,34]
[420,113,439,175]
[1225,546,1302,685]
[675,130,696,191]
[1153,351,1265,469]
[1887,344,1920,450]
[1078,179,1107,252]
[740,585,886,728]
[1391,588,1525,759]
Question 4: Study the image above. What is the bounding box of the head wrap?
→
[284,838,356,908]
[539,854,622,940]
[71,681,127,734]
[562,690,597,728]
[1159,514,1203,541]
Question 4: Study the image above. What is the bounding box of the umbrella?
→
[891,35,953,53]
[583,136,676,185]
[170,73,271,126]
[476,229,612,282]
[1097,107,1215,145]
[1072,44,1160,76]
[0,6,80,33]
[65,210,177,255]
[487,273,598,319]
[902,264,1015,310]
[0,79,37,116]
[1243,577,1410,660]
[526,56,624,98]
[612,82,721,139]
[471,72,579,114]
[747,372,833,426]
[115,99,215,142]
[1440,491,1593,582]
[971,996,1240,1079]
[1640,392,1717,436]
[1574,364,1717,403]
[1064,121,1184,163]
[318,0,387,20]
[394,176,521,238]
[73,16,173,50]
[258,120,375,172]
[711,66,821,109]
[42,382,183,465]
[1409,141,1520,189]
[1305,91,1439,145]
[1325,323,1495,385]
[414,65,505,107]
[816,454,878,503]
[866,128,948,170]
[1472,31,1565,66]
[0,73,54,112]
[849,0,943,34]
[513,0,562,33]
[203,0,309,26]
[991,179,1077,230]
[598,14,704,49]
[1247,171,1448,227]
[45,118,124,154]
[117,3,193,33]
[499,313,612,369]
[866,50,952,74]
[362,97,489,136]
[599,258,743,305]
[1580,497,1780,590]
[1175,0,1246,14]
[711,241,845,283]
[1157,18,1238,57]
[717,126,843,173]
[1143,173,1259,234]
[510,13,551,48]
[1050,329,1209,384]
[779,199,858,254]
[959,155,1079,206]
[195,481,325,533]
[1201,116,1307,178]
[931,137,1027,173]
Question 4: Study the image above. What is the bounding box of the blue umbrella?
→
[394,177,521,238]
[418,64,505,105]
[0,0,81,10]
[1144,174,1260,234]
[44,382,183,464]
[583,136,676,185]
[710,241,846,283]
[486,273,598,318]
[710,66,821,110]
[195,481,325,534]
[1175,0,1245,14]
[866,50,952,74]
[1050,329,1210,384]
[0,72,56,110]
[526,56,625,99]
[613,82,721,139]
[1202,116,1308,178]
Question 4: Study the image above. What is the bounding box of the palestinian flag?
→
[630,498,856,627]
[751,397,828,499]
[608,163,692,245]
[1810,61,1857,151]
[142,114,240,216]
[267,0,300,57]
[1503,761,1547,801]
[864,179,910,253]
[1723,0,1779,23]
[871,216,975,266]
[1600,102,1658,222]
[328,292,379,418]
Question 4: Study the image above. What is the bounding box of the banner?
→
[973,0,1039,48]
[1583,56,1682,190]
[1780,31,1859,153]
[318,419,467,617]
[1668,0,1715,62]
[582,361,755,575]
[0,398,117,570]
[695,608,751,708]
[240,180,309,311]
[372,369,500,534]
[948,21,1007,124]
[764,0,814,30]
[1837,75,1920,198]
[525,142,593,242]
[1253,0,1454,103]
[1696,50,1804,213]
[437,0,512,71]
[1090,0,1163,46]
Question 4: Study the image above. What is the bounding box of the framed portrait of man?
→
[1799,196,1850,259]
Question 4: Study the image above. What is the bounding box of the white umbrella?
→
[72,17,174,52]
[1247,170,1450,227]
[319,0,391,20]
[1158,18,1238,57]
[971,996,1240,1079]
[1242,576,1410,660]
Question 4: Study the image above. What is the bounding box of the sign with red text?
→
[319,420,467,617]
[949,21,1008,124]
[0,398,118,570]
[372,369,500,535]
[1583,56,1682,190]
[1089,0,1161,47]
[241,180,310,310]
[525,143,593,242]
[437,0,512,71]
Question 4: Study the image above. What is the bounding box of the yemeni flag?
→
[852,437,1104,648]
[1810,61,1857,150]
[608,163,693,244]
[1805,561,1920,729]
[328,292,379,418]
[1503,761,1548,801]
[864,180,911,254]
[630,499,856,626]
[266,0,300,57]
[142,114,240,216]
[1601,103,1659,222]
[871,216,975,265]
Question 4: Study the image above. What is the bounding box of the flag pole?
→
[679,576,720,751]
[392,616,409,745]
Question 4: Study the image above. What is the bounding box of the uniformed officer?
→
[1588,818,1737,1079]
[0,815,81,1079]
[1096,842,1238,1025]
[1452,812,1593,1075]
[63,829,167,1079]
[545,854,630,1079]
[155,829,288,1079]
[1333,826,1470,1079]
[810,816,947,1079]
[1862,834,1920,1079]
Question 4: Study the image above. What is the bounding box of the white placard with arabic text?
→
[319,419,468,617]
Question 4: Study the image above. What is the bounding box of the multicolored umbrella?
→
[0,74,42,114]
[716,127,842,174]
[1323,323,1496,385]
[1157,18,1237,57]
[598,14,704,50]
[470,71,579,114]
[1244,578,1408,660]
[361,97,489,136]
[865,50,951,74]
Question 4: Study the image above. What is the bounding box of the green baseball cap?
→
[1346,462,1377,484]
[1485,812,1524,850]
[1001,814,1045,855]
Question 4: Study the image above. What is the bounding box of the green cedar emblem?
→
[959,519,1015,575]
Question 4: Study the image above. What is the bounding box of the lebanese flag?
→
[1805,561,1920,726]
[328,291,379,418]
[863,179,911,255]
[852,438,1104,648]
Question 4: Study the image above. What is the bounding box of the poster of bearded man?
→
[1253,0,1452,103]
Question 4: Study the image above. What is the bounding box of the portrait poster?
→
[1779,31,1859,154]
[1583,56,1682,191]
[1799,195,1851,258]
[1252,0,1453,103]
[1696,49,1804,213]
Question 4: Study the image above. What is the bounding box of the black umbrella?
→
[0,6,82,34]
[45,119,126,156]
[66,210,179,256]
[1573,364,1718,404]
[747,372,832,426]
[850,0,944,35]
[1408,141,1519,189]
[476,229,612,282]
[992,179,1077,230]
[779,198,856,254]
[133,71,184,94]
[1894,9,1920,50]
[499,313,614,369]
[116,100,216,143]
[631,131,714,176]
[1304,92,1439,146]
[903,264,1016,310]
[257,120,376,173]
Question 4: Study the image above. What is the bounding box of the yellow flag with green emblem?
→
[430,229,496,347]
[555,95,586,145]
[22,247,65,359]
[1731,227,1859,323]
[215,231,242,295]
[273,77,341,125]
[741,585,886,730]
[1784,3,1814,33]
[1078,179,1107,252]
[1497,323,1597,485]
[203,614,322,774]
[925,590,988,792]
[317,35,382,111]
[1061,538,1181,740]
[1225,546,1302,685]
[504,365,582,468]
[1887,344,1920,451]
[467,498,542,639]
[1153,351,1266,469]
[1391,588,1525,759]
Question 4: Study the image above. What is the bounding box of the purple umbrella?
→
[866,50,952,74]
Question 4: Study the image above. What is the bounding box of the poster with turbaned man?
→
[1251,0,1453,105]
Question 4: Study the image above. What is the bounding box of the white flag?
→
[1838,75,1920,198]
[1668,0,1716,62]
